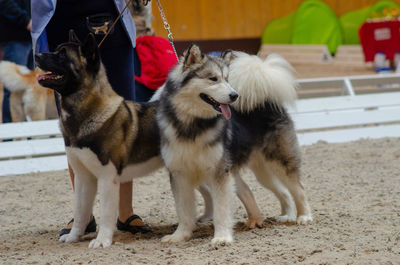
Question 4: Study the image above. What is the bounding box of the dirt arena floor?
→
[1,137,399,264]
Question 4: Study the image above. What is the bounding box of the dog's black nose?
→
[229,92,239,102]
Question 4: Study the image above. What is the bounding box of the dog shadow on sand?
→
[78,217,298,245]
[19,217,297,248]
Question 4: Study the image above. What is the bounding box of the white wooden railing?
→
[1,74,400,176]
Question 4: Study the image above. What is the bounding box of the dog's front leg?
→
[210,172,234,246]
[60,163,97,244]
[89,175,119,248]
[162,173,196,243]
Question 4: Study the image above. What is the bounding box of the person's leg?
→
[133,48,154,102]
[27,49,34,70]
[2,42,32,123]
[119,182,146,226]
[2,41,31,66]
[100,45,135,100]
[135,81,155,102]
[2,88,11,123]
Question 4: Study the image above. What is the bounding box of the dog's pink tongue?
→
[37,74,50,81]
[220,104,231,120]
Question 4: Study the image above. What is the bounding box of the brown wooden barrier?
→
[151,0,400,41]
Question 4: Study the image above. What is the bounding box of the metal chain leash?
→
[97,0,179,62]
[156,0,180,62]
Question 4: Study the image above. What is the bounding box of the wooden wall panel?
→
[151,0,400,40]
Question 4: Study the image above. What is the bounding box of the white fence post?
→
[342,78,355,96]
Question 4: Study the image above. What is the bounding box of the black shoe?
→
[117,214,152,234]
[59,217,97,237]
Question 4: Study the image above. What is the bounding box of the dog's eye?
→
[209,77,218,82]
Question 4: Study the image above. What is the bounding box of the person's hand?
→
[138,0,150,6]
[26,19,32,31]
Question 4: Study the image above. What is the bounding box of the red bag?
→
[135,35,178,90]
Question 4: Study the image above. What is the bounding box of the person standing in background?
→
[31,0,152,237]
[0,0,32,123]
[130,0,178,102]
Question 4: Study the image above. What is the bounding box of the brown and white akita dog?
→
[35,31,163,248]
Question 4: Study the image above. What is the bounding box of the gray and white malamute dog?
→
[156,45,312,245]
[35,31,163,248]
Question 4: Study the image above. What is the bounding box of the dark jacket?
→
[0,0,31,43]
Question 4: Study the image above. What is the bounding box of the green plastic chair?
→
[261,12,295,44]
[367,0,400,18]
[291,0,343,53]
[340,7,370,44]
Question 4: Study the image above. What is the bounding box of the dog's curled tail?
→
[0,61,35,92]
[228,53,298,113]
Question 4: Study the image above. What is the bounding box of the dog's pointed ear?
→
[82,33,98,60]
[221,50,236,66]
[82,33,100,73]
[183,44,203,69]
[69,29,80,43]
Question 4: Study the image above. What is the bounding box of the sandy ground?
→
[1,138,400,264]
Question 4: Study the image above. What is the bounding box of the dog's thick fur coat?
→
[221,50,312,227]
[157,45,238,245]
[35,31,163,248]
[156,46,312,245]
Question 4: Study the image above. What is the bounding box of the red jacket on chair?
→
[135,35,178,90]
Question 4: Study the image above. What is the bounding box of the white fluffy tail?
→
[0,61,34,92]
[228,53,298,113]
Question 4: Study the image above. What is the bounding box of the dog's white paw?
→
[275,215,296,223]
[59,233,80,243]
[161,232,191,244]
[297,215,313,225]
[211,235,233,247]
[197,213,212,223]
[88,235,112,249]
